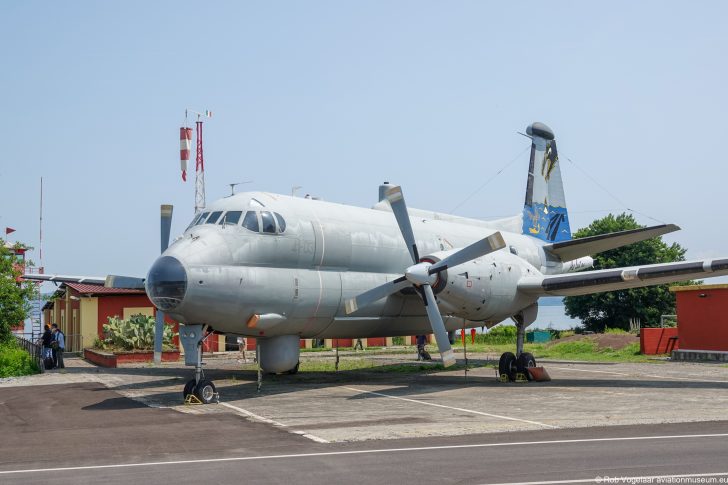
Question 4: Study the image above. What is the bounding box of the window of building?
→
[274,212,286,233]
[242,211,259,232]
[261,211,276,234]
[220,210,242,225]
[206,211,223,224]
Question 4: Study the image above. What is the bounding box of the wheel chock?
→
[526,367,551,382]
[498,373,510,383]
[184,394,204,405]
[515,372,529,383]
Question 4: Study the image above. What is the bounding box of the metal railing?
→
[13,332,84,355]
[13,334,44,373]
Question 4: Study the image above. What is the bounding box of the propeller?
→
[345,185,506,367]
[154,204,174,364]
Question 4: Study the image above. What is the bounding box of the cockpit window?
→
[187,213,203,229]
[194,212,210,225]
[220,210,242,225]
[274,212,286,233]
[242,211,259,232]
[260,211,276,234]
[206,211,223,224]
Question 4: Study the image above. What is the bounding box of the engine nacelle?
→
[424,250,539,322]
[258,335,300,373]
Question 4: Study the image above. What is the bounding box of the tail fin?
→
[522,122,572,243]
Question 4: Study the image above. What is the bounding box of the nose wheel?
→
[180,324,219,404]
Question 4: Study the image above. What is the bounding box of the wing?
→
[23,273,146,289]
[541,224,680,262]
[518,258,728,297]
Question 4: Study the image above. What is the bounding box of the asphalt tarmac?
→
[2,381,728,485]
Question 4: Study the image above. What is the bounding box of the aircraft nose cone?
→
[146,256,187,311]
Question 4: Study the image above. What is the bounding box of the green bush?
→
[470,325,517,345]
[0,341,39,377]
[98,314,177,351]
[604,327,629,335]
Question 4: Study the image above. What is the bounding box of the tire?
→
[498,352,517,381]
[517,352,537,381]
[194,379,217,404]
[183,379,196,399]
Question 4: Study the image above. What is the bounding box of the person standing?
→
[40,324,53,359]
[51,324,65,369]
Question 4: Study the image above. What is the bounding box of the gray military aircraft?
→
[28,122,728,403]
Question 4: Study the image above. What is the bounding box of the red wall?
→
[640,328,679,354]
[676,288,728,351]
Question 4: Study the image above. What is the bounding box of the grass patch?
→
[534,340,650,362]
[604,327,630,335]
[0,340,40,377]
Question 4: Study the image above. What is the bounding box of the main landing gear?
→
[498,305,538,382]
[179,324,218,404]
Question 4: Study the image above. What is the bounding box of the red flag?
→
[5,227,15,235]
[182,170,187,182]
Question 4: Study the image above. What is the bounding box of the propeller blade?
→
[105,275,146,289]
[421,284,456,367]
[160,204,174,253]
[428,232,506,275]
[345,277,409,314]
[156,204,173,364]
[384,185,420,264]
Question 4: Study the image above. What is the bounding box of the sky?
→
[1,1,727,291]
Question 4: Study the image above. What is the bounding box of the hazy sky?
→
[2,1,726,289]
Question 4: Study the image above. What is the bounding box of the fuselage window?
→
[206,211,223,224]
[220,210,242,225]
[274,212,286,233]
[509,246,519,256]
[194,212,210,225]
[260,211,276,234]
[242,211,259,232]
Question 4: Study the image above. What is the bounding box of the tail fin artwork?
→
[522,122,571,243]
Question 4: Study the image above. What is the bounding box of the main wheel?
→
[194,379,217,404]
[183,379,196,399]
[498,352,517,381]
[516,352,537,381]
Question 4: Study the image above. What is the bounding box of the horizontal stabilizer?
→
[519,258,728,297]
[542,224,680,262]
[22,274,107,285]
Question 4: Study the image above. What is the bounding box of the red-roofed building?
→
[42,282,185,352]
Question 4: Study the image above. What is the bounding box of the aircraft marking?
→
[3,433,728,476]
[219,402,329,443]
[340,386,557,428]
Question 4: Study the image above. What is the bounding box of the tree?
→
[0,240,37,342]
[563,213,692,332]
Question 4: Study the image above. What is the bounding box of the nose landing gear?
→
[498,304,539,382]
[180,324,219,404]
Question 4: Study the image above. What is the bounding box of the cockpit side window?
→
[242,211,259,232]
[260,211,276,234]
[194,212,210,225]
[206,211,223,224]
[274,212,286,233]
[220,210,242,225]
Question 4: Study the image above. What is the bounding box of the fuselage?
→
[147,191,589,339]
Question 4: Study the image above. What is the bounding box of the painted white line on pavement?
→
[551,366,728,384]
[479,471,728,485]
[2,432,728,476]
[341,386,557,428]
[219,402,329,443]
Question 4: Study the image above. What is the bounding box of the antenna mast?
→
[183,109,212,214]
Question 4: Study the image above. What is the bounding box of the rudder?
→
[522,122,571,243]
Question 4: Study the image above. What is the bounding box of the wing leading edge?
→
[22,273,146,289]
[519,258,728,297]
